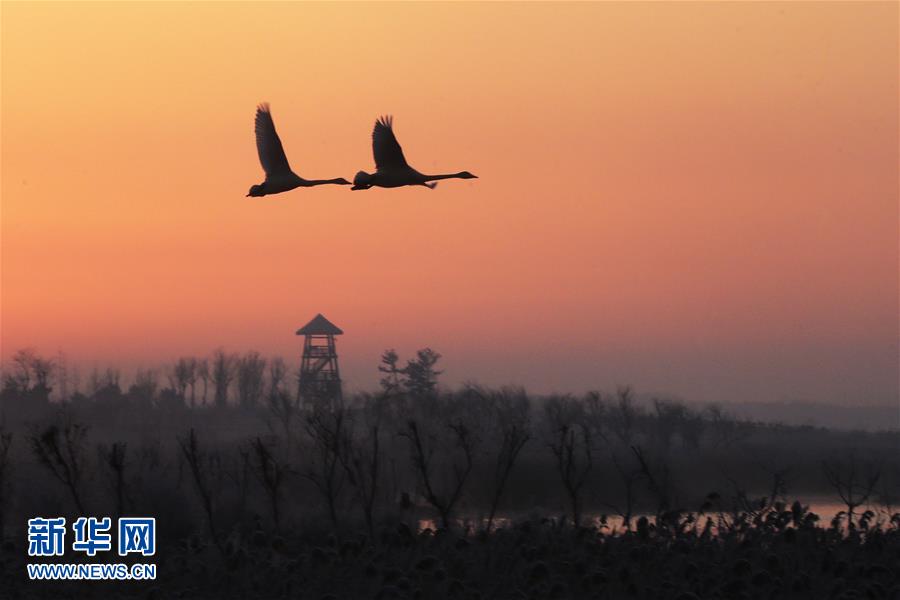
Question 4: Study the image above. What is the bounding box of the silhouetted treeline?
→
[2,347,898,537]
[2,347,899,596]
[728,400,898,432]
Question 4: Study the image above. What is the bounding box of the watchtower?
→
[296,313,343,406]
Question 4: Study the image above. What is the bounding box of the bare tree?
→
[177,429,225,557]
[31,355,55,391]
[603,451,641,531]
[98,442,128,518]
[196,359,210,406]
[823,453,881,528]
[29,420,89,514]
[185,358,198,407]
[480,386,531,532]
[54,351,69,402]
[400,395,478,530]
[10,349,54,390]
[236,351,266,409]
[759,459,791,509]
[266,358,295,444]
[544,396,593,526]
[303,400,347,530]
[652,398,687,451]
[632,445,676,520]
[129,440,163,515]
[249,436,288,530]
[170,358,195,404]
[339,394,387,538]
[609,386,640,448]
[4,349,55,403]
[225,445,252,525]
[7,349,36,390]
[211,349,236,408]
[583,390,610,443]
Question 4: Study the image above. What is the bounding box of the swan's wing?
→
[254,103,293,177]
[372,115,409,171]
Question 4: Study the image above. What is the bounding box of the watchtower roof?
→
[296,313,343,336]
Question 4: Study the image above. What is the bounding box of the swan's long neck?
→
[422,172,468,182]
[305,178,346,186]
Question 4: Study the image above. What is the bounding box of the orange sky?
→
[2,2,897,405]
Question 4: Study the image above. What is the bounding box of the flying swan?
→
[352,116,477,190]
[246,104,350,196]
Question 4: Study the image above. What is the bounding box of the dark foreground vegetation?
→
[6,505,900,599]
[1,348,898,598]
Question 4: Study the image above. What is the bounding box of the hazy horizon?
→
[7,345,898,411]
[2,2,898,408]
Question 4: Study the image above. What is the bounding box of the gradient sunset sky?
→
[2,2,897,405]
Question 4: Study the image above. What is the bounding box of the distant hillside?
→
[727,401,899,432]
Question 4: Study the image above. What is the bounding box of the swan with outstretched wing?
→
[352,116,477,190]
[247,104,350,196]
